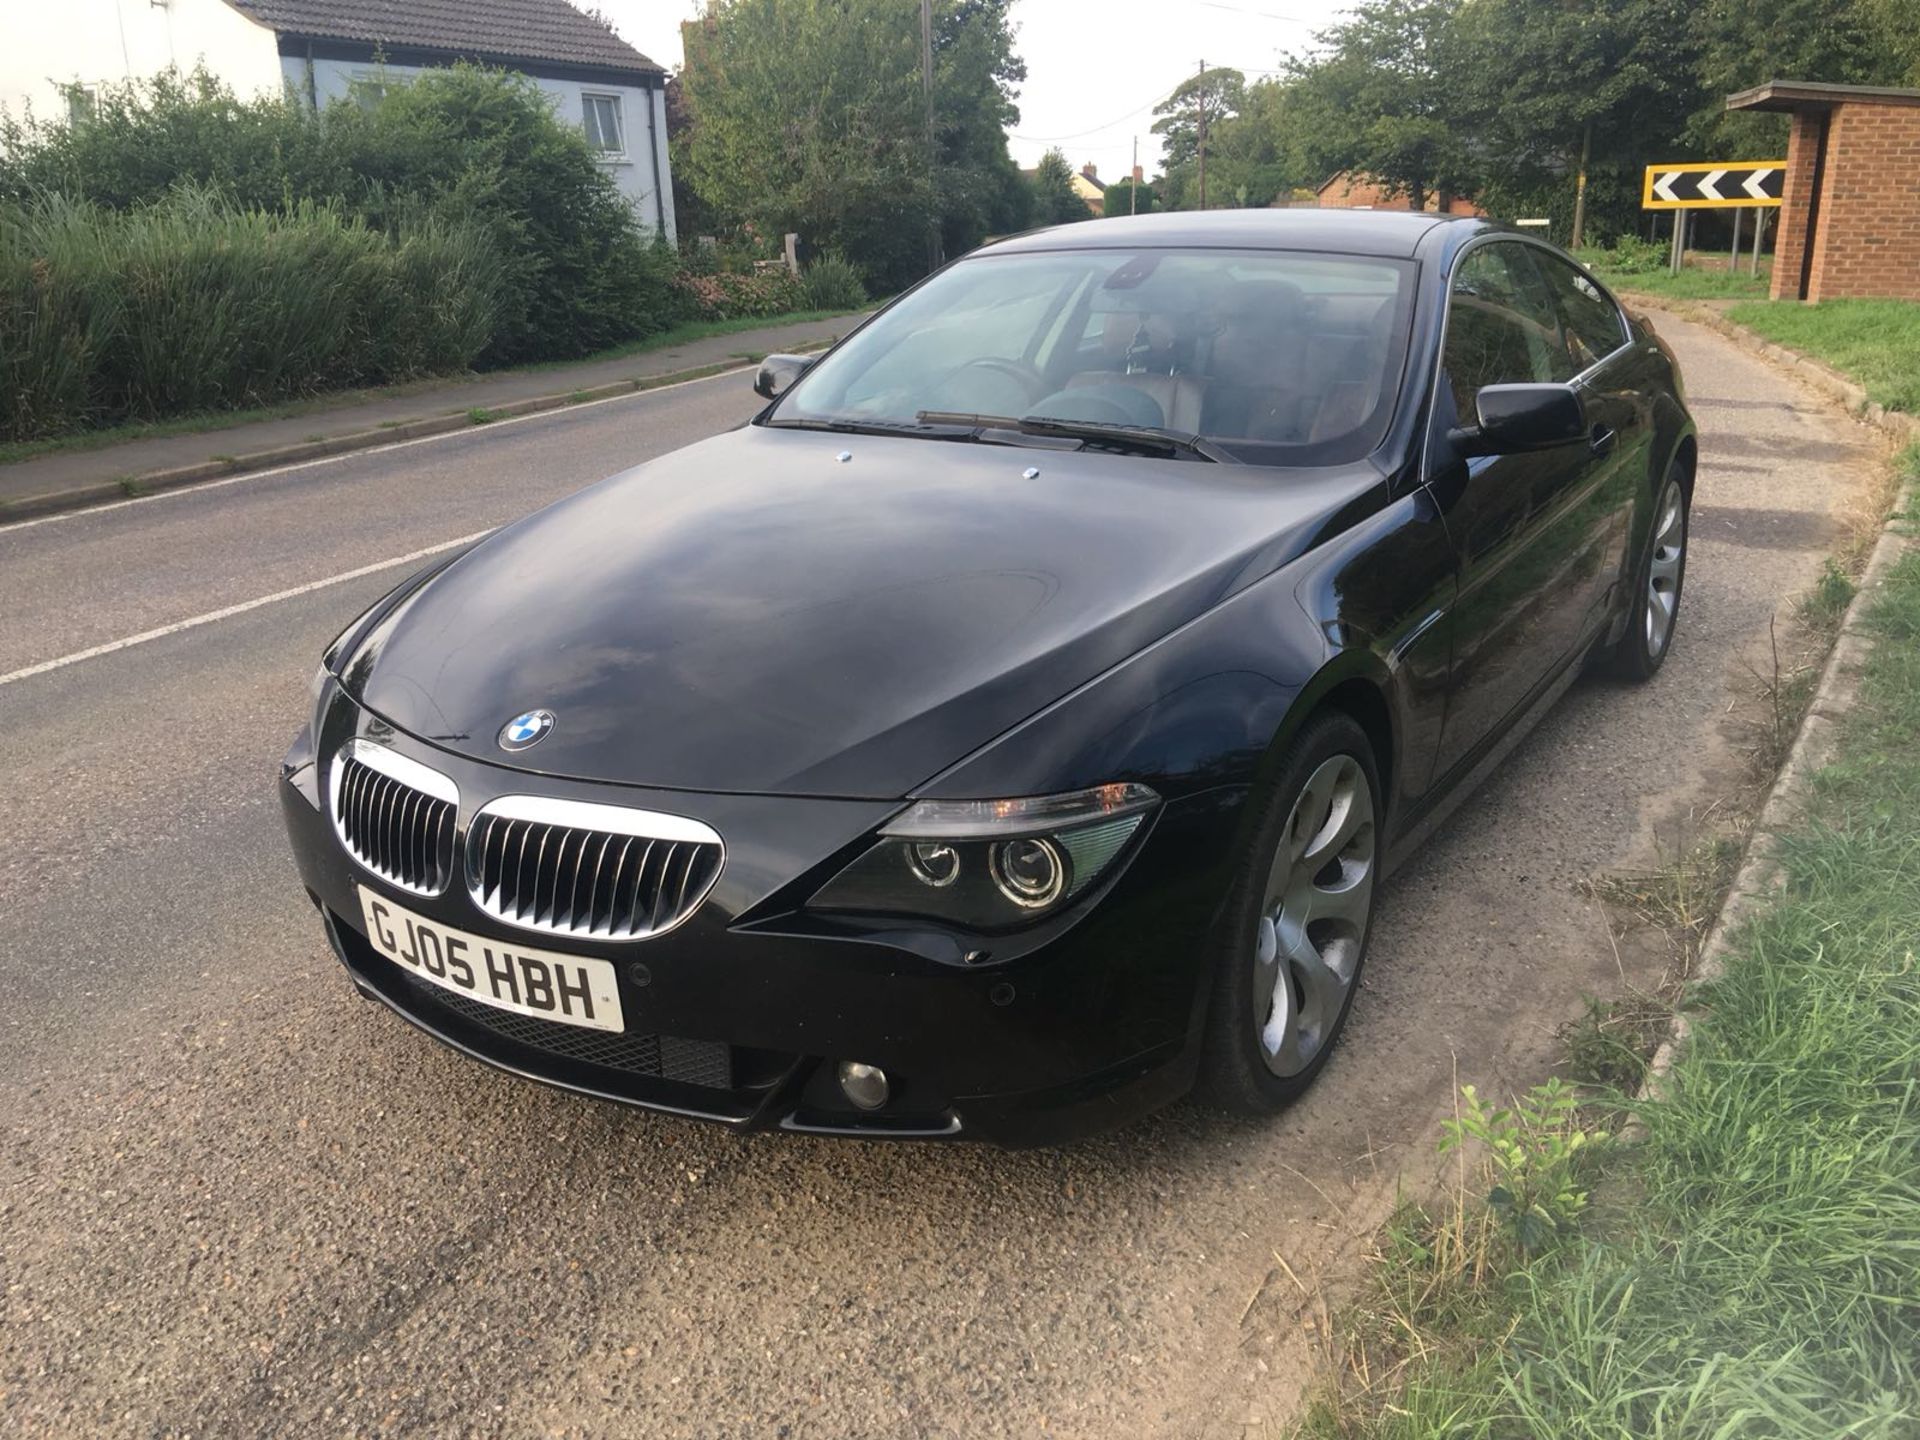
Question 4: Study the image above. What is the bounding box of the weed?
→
[302,432,327,444]
[1559,993,1669,1089]
[116,475,145,496]
[209,452,238,467]
[466,407,499,425]
[1439,1080,1596,1253]
[1795,558,1856,634]
[1586,833,1741,975]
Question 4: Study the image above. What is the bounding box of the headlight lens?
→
[807,783,1157,930]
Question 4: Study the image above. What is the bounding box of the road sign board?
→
[1643,161,1785,209]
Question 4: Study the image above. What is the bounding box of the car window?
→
[776,247,1417,467]
[1534,252,1629,371]
[1442,243,1568,419]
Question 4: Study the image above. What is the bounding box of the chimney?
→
[1081,162,1099,183]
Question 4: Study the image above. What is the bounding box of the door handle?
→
[1589,425,1617,456]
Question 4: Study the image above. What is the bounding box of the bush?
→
[799,252,867,311]
[673,266,805,321]
[0,65,679,366]
[0,187,501,439]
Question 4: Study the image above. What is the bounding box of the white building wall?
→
[285,55,676,242]
[0,0,282,125]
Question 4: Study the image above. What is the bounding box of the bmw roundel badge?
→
[498,709,556,751]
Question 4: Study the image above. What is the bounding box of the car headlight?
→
[808,783,1158,930]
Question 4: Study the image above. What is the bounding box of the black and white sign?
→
[1643,163,1786,210]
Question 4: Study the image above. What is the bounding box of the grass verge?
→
[1294,463,1920,1438]
[1723,298,1920,415]
[0,307,865,468]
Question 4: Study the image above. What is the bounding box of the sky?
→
[590,0,1351,181]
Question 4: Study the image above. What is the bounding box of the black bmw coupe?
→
[280,210,1694,1145]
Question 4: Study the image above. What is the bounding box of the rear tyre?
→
[1196,712,1381,1115]
[1603,465,1690,682]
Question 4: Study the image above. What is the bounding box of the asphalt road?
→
[0,326,1881,1438]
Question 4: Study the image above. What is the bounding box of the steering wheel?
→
[952,356,1048,398]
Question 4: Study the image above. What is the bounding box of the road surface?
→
[0,327,1881,1437]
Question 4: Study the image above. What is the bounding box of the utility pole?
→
[1196,60,1208,211]
[921,0,940,269]
[1130,135,1138,215]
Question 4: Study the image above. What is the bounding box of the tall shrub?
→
[0,65,683,367]
[0,188,502,440]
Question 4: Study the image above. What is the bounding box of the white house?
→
[0,0,676,241]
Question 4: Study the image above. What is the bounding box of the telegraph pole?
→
[1131,135,1139,214]
[921,0,941,269]
[1196,60,1208,210]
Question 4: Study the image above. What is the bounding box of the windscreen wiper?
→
[915,411,1238,464]
[763,416,978,440]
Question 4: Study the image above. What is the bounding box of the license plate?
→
[356,888,625,1033]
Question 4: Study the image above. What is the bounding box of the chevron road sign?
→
[1643,161,1786,209]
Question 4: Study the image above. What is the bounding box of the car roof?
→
[983,208,1479,259]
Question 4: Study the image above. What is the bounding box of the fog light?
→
[836,1060,890,1111]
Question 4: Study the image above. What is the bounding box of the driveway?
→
[0,317,1882,1437]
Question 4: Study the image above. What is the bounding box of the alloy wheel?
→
[1645,478,1687,657]
[1252,753,1377,1078]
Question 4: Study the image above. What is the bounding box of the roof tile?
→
[227,0,662,76]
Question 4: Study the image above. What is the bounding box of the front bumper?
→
[280,707,1239,1146]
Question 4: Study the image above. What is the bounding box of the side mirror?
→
[754,353,815,401]
[1451,383,1586,456]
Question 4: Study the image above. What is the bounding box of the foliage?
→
[1295,464,1920,1437]
[799,251,868,311]
[1439,1080,1595,1253]
[1027,147,1089,227]
[0,186,500,441]
[676,0,1024,294]
[673,266,806,322]
[1150,67,1246,209]
[1727,297,1920,413]
[1101,178,1156,217]
[1284,2,1477,212]
[0,66,684,367]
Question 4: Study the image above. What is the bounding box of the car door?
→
[1532,249,1647,618]
[1424,240,1614,782]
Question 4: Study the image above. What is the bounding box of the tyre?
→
[1196,711,1381,1114]
[1603,465,1690,681]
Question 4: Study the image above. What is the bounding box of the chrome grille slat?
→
[464,798,722,942]
[330,743,458,896]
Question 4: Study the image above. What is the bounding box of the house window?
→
[348,73,392,111]
[582,93,625,157]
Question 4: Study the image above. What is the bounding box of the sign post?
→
[1644,160,1785,277]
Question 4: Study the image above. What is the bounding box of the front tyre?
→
[1197,712,1380,1114]
[1604,466,1690,681]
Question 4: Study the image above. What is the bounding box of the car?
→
[279,209,1694,1146]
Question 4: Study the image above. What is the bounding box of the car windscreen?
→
[772,247,1416,467]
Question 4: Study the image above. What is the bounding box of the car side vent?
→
[465,797,724,942]
[331,741,459,896]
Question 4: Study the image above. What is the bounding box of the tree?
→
[1196,78,1312,209]
[676,0,1025,291]
[1286,0,1474,212]
[1151,66,1245,209]
[1028,147,1089,225]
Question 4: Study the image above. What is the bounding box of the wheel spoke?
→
[1251,749,1378,1079]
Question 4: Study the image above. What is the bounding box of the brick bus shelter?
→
[1727,80,1920,302]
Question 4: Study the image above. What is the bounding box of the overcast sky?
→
[592,0,1350,181]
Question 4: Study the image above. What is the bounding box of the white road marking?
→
[0,362,753,536]
[0,530,495,688]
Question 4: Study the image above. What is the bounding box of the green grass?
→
[1296,464,1920,1437]
[1574,247,1774,301]
[0,306,865,468]
[1726,298,1920,414]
